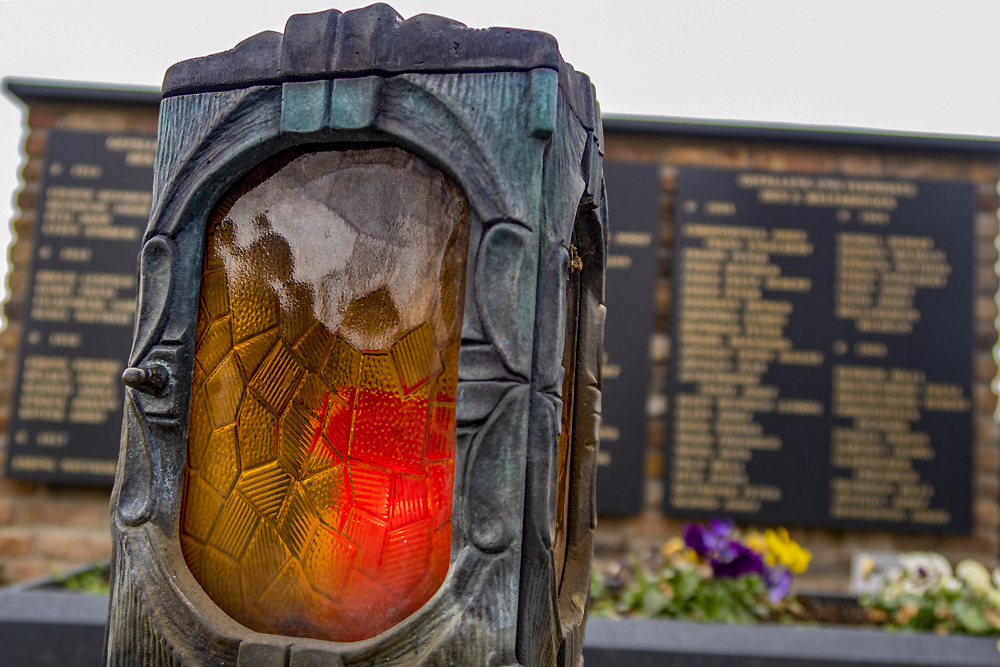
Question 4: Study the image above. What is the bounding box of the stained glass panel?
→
[181,146,469,642]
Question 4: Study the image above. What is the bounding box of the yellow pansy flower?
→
[744,531,768,555]
[660,536,686,558]
[763,527,811,574]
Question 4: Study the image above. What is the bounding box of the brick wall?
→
[0,98,158,583]
[0,96,997,593]
[596,131,1000,591]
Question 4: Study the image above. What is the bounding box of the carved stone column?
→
[106,6,605,666]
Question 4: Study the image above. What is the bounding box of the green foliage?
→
[590,536,800,624]
[859,553,1000,636]
[52,563,110,595]
[593,538,1000,637]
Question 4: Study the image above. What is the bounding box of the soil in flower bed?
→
[793,593,878,627]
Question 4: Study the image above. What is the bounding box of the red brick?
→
[36,530,112,561]
[9,238,33,266]
[0,529,33,557]
[975,296,998,322]
[975,472,999,500]
[7,560,55,583]
[977,265,999,292]
[0,498,13,525]
[659,168,677,192]
[21,499,109,530]
[604,136,667,163]
[0,325,20,351]
[26,107,61,129]
[644,450,663,478]
[894,534,943,552]
[659,220,674,245]
[61,107,158,134]
[974,322,997,350]
[63,109,132,133]
[969,161,1000,184]
[23,131,47,157]
[7,269,28,294]
[805,548,851,571]
[966,532,1000,556]
[977,190,1000,211]
[974,354,996,382]
[0,476,38,495]
[19,158,42,183]
[655,278,670,310]
[799,575,848,593]
[974,444,1000,473]
[46,486,112,502]
[12,216,34,240]
[838,154,884,176]
[976,416,1000,444]
[975,212,998,240]
[647,420,665,449]
[622,512,672,539]
[672,144,750,169]
[974,384,998,414]
[750,149,835,173]
[0,354,17,377]
[974,500,1000,528]
[15,188,37,212]
[3,298,25,322]
[884,157,968,181]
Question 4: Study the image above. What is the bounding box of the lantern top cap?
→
[163,3,569,97]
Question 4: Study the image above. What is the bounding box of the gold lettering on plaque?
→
[670,220,826,513]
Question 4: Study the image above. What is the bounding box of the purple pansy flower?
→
[711,542,765,579]
[765,566,792,602]
[681,520,798,606]
[684,519,735,561]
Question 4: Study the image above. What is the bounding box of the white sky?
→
[1,0,999,308]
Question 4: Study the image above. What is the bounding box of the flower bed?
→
[3,533,1000,666]
[593,520,1000,637]
[860,552,1000,635]
[586,522,1000,666]
[591,519,811,624]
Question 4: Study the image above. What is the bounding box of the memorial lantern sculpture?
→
[106,5,606,667]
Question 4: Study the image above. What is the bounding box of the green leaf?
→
[954,601,991,634]
[673,569,700,601]
[641,587,671,617]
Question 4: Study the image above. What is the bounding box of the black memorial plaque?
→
[665,166,974,533]
[6,129,155,484]
[598,161,660,515]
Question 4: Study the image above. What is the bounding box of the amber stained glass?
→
[181,147,469,642]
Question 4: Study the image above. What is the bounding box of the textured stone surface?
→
[162,4,562,97]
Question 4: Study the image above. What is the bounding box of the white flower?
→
[957,559,993,594]
[941,576,962,593]
[900,552,952,578]
[898,552,952,592]
[857,554,876,580]
[988,588,1000,610]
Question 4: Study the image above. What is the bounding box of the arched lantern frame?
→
[107,7,606,667]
